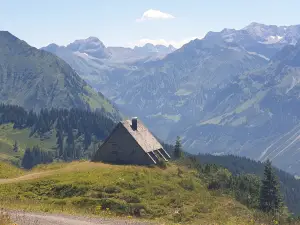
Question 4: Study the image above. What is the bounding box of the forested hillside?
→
[0,104,116,167]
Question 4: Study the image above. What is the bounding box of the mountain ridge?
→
[0,31,121,120]
[40,22,300,174]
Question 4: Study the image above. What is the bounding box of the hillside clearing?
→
[0,161,276,224]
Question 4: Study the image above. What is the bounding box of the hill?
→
[0,161,295,225]
[197,154,300,216]
[0,31,121,120]
[162,143,300,216]
[0,104,117,166]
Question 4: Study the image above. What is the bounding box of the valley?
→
[41,23,300,174]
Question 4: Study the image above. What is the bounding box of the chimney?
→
[132,117,138,130]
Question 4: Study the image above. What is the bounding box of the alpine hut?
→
[92,117,171,165]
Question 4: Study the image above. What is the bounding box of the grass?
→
[0,124,57,165]
[199,90,268,126]
[0,161,288,224]
[81,85,114,113]
[0,162,24,179]
[0,124,102,166]
[147,113,181,122]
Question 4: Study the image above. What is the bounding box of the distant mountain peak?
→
[40,43,62,53]
[66,36,110,59]
[244,22,266,28]
[0,31,120,118]
[67,36,106,49]
[134,43,176,54]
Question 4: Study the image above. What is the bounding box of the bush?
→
[152,184,174,195]
[104,186,121,194]
[116,181,141,190]
[118,193,141,203]
[157,159,167,169]
[207,168,231,190]
[98,198,129,214]
[129,203,147,217]
[50,184,87,198]
[71,197,100,207]
[179,178,195,191]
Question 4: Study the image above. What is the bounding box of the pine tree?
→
[22,147,33,169]
[66,128,75,160]
[12,141,19,152]
[174,136,183,159]
[259,159,282,214]
[56,129,64,158]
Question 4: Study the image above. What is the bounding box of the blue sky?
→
[1,0,300,48]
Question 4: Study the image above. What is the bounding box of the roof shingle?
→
[121,120,163,153]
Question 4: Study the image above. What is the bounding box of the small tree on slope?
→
[174,136,183,159]
[259,159,282,214]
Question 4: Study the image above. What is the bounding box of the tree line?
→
[0,104,116,167]
[168,137,299,220]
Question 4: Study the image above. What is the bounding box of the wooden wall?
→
[92,123,154,165]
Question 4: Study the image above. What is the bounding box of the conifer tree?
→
[13,141,19,152]
[21,147,33,169]
[66,128,75,159]
[56,129,64,158]
[259,159,282,213]
[174,136,183,159]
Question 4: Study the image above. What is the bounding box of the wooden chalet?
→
[92,117,171,165]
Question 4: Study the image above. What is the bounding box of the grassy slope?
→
[0,161,276,225]
[0,124,57,165]
[0,162,24,178]
[0,123,102,166]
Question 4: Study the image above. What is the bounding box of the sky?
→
[1,0,300,48]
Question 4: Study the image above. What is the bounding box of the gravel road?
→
[8,211,153,225]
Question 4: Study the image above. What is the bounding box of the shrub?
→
[152,185,172,195]
[179,178,195,191]
[129,203,147,217]
[98,198,129,214]
[118,193,141,203]
[50,184,87,198]
[116,181,141,190]
[104,186,121,194]
[208,180,221,190]
[71,197,100,207]
[157,159,167,169]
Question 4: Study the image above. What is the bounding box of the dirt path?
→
[0,171,56,184]
[8,211,152,225]
[0,163,81,184]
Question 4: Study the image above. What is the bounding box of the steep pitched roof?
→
[120,120,163,153]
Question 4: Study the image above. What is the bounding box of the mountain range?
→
[40,22,300,174]
[2,22,300,174]
[0,31,121,120]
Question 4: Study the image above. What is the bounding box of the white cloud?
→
[127,37,201,49]
[136,9,175,22]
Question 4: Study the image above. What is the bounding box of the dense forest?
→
[0,104,116,165]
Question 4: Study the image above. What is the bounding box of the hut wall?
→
[93,124,154,165]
